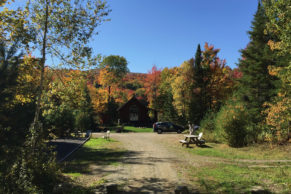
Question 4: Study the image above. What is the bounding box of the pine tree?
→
[0,40,21,112]
[238,1,277,125]
[194,44,203,77]
[191,44,206,124]
[194,44,204,101]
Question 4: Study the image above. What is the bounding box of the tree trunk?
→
[33,1,49,127]
[108,85,111,101]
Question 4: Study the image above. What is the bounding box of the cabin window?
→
[129,105,139,121]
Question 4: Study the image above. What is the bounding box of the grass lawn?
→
[187,163,291,193]
[177,142,291,193]
[123,126,153,133]
[186,142,291,160]
[60,138,126,192]
[98,125,153,133]
[62,138,126,174]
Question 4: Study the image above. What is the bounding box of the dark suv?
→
[153,122,184,134]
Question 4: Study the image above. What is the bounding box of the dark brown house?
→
[117,96,151,126]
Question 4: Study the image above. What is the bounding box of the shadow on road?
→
[61,146,140,174]
[61,140,182,174]
[93,177,199,194]
[48,138,87,161]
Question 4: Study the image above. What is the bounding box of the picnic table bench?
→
[179,133,205,147]
[103,130,110,140]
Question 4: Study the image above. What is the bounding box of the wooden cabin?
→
[117,96,151,126]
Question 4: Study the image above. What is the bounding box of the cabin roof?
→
[117,96,147,111]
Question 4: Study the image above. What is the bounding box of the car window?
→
[166,122,172,127]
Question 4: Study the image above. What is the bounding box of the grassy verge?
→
[186,163,291,193]
[176,142,291,193]
[123,126,153,133]
[60,138,126,192]
[186,143,291,160]
[62,138,125,174]
[98,125,153,133]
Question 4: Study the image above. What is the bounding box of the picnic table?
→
[179,135,198,147]
[179,133,205,147]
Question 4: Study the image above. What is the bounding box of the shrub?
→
[215,99,249,147]
[74,111,92,132]
[200,111,222,143]
[43,107,75,137]
[200,111,216,131]
[264,96,291,144]
[1,123,59,194]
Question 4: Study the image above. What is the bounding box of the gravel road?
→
[92,133,195,193]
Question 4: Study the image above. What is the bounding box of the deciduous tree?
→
[144,65,161,120]
[99,55,128,99]
[263,0,291,143]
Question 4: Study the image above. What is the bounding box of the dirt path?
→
[92,133,194,193]
[75,133,291,193]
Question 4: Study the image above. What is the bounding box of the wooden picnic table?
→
[179,135,199,147]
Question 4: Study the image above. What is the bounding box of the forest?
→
[0,0,290,193]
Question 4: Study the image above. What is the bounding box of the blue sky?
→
[3,0,258,73]
[91,0,258,73]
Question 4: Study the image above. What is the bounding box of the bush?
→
[1,123,59,194]
[200,111,216,131]
[43,107,75,137]
[215,99,249,147]
[200,111,221,143]
[264,96,291,144]
[74,111,92,132]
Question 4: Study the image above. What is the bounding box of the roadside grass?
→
[98,125,152,133]
[59,138,128,193]
[123,126,153,133]
[61,138,126,177]
[64,172,82,179]
[176,142,291,193]
[186,143,291,160]
[187,163,291,193]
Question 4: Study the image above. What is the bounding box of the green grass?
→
[181,142,291,192]
[83,138,113,148]
[62,138,126,174]
[187,163,291,193]
[64,172,82,177]
[59,138,130,193]
[123,126,153,133]
[60,138,126,193]
[89,178,107,187]
[98,125,153,133]
[186,143,291,160]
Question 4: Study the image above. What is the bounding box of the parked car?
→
[153,122,184,134]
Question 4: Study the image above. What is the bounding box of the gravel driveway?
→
[91,133,195,193]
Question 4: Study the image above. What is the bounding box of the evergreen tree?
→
[0,40,21,113]
[194,44,202,76]
[191,44,205,124]
[237,1,278,133]
[73,82,94,133]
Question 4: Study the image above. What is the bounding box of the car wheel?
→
[177,129,182,134]
[157,129,162,134]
